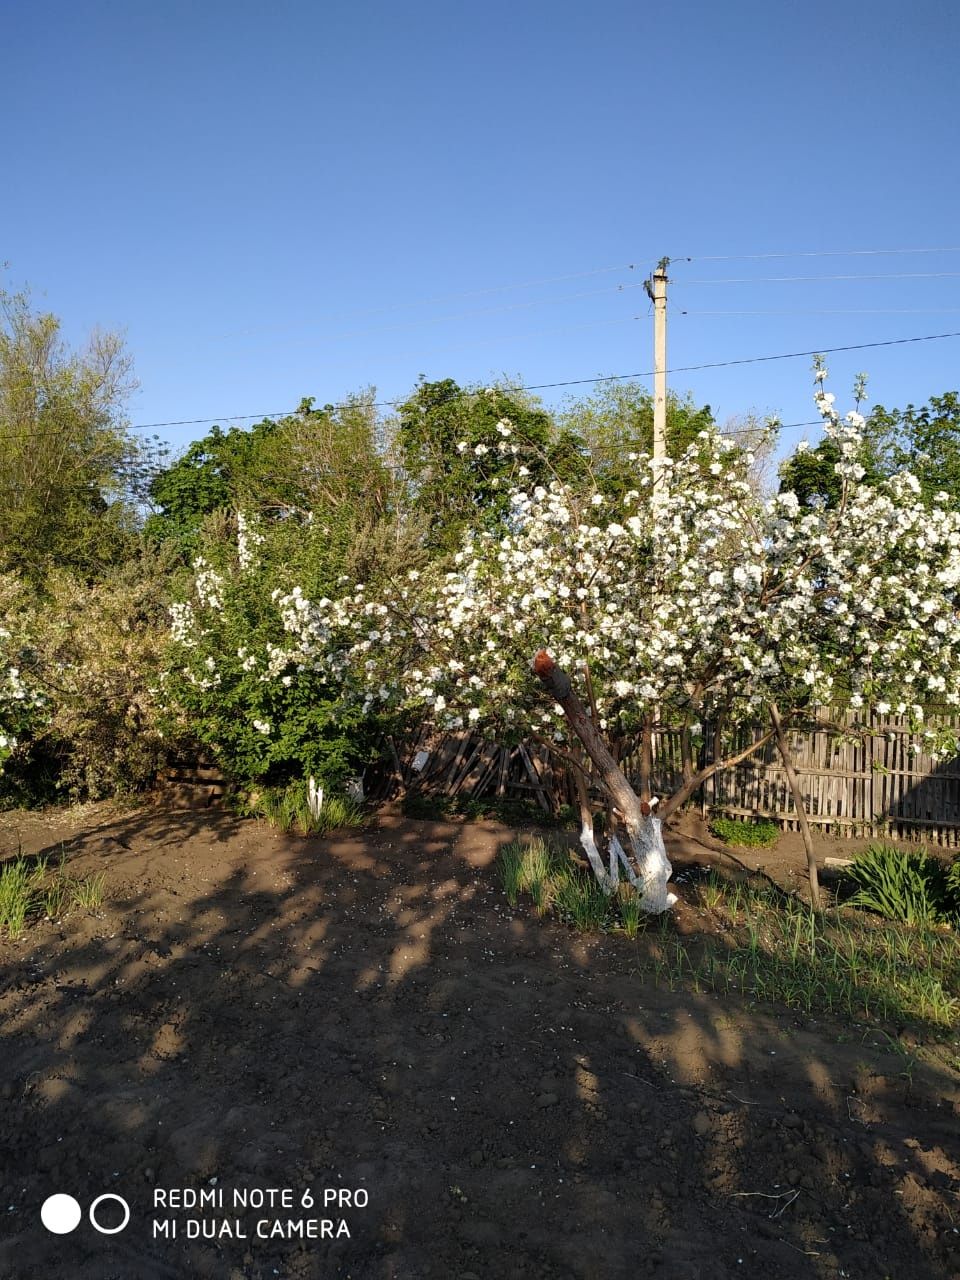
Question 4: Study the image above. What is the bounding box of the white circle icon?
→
[41,1194,82,1234]
[89,1193,130,1235]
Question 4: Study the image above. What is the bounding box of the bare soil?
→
[1,802,959,1280]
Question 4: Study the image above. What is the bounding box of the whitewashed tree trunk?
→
[532,650,674,914]
[623,811,676,913]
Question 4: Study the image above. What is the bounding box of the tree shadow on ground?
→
[0,804,958,1280]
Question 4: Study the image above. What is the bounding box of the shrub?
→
[847,842,953,927]
[710,816,780,848]
[160,512,388,793]
[0,561,172,804]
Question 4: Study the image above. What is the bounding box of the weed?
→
[710,816,780,848]
[40,875,71,920]
[403,793,575,827]
[498,840,525,906]
[252,781,365,836]
[70,872,106,910]
[0,857,46,939]
[617,883,644,939]
[553,871,613,931]
[0,853,106,937]
[701,869,725,910]
[656,875,960,1031]
[498,837,568,909]
[498,836,614,932]
[847,842,953,927]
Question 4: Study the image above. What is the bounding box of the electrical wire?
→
[180,248,960,343]
[679,308,960,317]
[205,281,649,353]
[3,328,959,439]
[205,263,650,342]
[673,271,960,285]
[676,246,960,264]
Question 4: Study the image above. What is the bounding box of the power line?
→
[674,271,960,285]
[5,329,959,440]
[677,246,960,264]
[206,263,649,342]
[205,281,650,353]
[166,248,960,345]
[680,308,960,317]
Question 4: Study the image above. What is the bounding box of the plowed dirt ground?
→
[1,803,958,1279]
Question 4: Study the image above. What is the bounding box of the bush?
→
[160,512,385,792]
[710,816,780,848]
[847,842,954,927]
[0,561,172,804]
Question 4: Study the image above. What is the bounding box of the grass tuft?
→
[617,882,644,939]
[251,781,365,836]
[0,851,106,939]
[552,871,613,931]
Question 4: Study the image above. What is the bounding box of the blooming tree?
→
[168,373,960,911]
[0,622,45,777]
[161,516,382,790]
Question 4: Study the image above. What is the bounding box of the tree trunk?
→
[570,750,610,889]
[532,651,674,912]
[769,700,821,910]
[680,716,693,788]
[639,711,654,802]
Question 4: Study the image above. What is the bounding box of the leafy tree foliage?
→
[146,392,397,556]
[871,392,960,505]
[393,378,584,554]
[779,388,960,509]
[557,383,716,497]
[559,380,716,458]
[0,289,143,584]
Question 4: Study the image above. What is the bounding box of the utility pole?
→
[644,258,669,489]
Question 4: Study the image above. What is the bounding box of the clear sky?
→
[4,0,959,457]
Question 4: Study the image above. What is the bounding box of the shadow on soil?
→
[0,803,958,1280]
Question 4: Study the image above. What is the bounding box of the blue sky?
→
[4,0,959,458]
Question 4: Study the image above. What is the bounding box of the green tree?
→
[0,289,142,583]
[558,382,717,499]
[779,390,960,509]
[146,392,398,557]
[873,392,960,504]
[393,378,584,554]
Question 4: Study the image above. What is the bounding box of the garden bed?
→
[0,802,958,1279]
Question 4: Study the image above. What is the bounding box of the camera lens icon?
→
[41,1192,130,1235]
[41,1195,82,1235]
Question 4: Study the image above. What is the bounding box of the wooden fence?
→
[395,709,960,845]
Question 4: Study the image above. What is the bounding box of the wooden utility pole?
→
[645,258,669,488]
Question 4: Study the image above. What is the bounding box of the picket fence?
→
[394,709,960,845]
